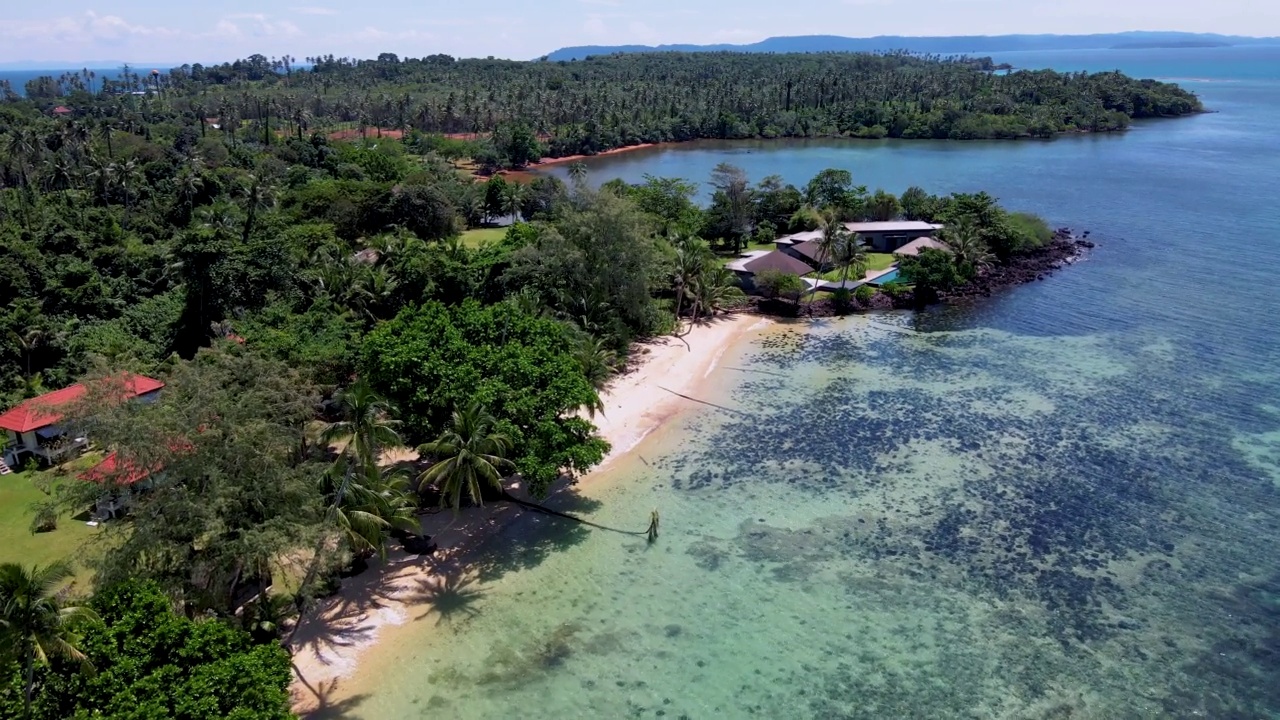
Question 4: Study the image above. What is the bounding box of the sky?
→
[0,0,1276,66]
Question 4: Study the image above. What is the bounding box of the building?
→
[844,221,945,253]
[725,250,816,294]
[892,237,951,257]
[0,374,164,468]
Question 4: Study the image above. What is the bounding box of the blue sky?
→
[1,0,1275,65]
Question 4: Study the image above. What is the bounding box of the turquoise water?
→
[340,47,1280,718]
[869,268,902,285]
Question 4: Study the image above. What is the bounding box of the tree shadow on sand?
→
[291,671,372,719]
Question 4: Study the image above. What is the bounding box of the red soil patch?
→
[530,143,661,168]
[327,127,405,141]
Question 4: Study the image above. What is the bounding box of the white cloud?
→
[291,6,340,15]
[0,11,180,44]
[212,14,303,38]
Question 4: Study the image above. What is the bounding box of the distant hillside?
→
[545,32,1278,61]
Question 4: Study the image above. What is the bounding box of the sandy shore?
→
[288,313,767,715]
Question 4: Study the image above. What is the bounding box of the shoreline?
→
[287,312,767,716]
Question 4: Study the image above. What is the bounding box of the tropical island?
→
[5,51,1203,173]
[0,50,1161,717]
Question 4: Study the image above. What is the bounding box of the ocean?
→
[319,45,1280,718]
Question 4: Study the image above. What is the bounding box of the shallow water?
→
[341,47,1280,718]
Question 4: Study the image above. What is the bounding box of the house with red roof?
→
[0,374,164,468]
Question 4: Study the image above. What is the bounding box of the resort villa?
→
[730,220,949,293]
[0,374,164,472]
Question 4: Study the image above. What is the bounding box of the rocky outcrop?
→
[940,230,1093,303]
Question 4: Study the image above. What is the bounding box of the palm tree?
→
[942,221,994,273]
[321,380,401,466]
[0,562,99,717]
[239,178,275,242]
[690,266,745,317]
[833,232,869,288]
[573,334,617,397]
[417,403,514,513]
[321,455,417,558]
[670,235,714,332]
[501,182,524,224]
[567,161,588,186]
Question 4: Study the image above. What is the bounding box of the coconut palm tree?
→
[670,235,713,330]
[501,182,525,224]
[690,266,745,317]
[321,455,418,558]
[0,562,99,717]
[833,232,869,288]
[568,161,588,186]
[572,334,617,393]
[239,177,275,242]
[942,221,994,273]
[417,403,515,513]
[321,379,402,467]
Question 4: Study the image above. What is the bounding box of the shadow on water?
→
[403,565,487,626]
[465,491,597,584]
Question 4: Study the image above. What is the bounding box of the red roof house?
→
[51,106,72,116]
[1,374,165,467]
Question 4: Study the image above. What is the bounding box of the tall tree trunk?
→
[23,653,35,719]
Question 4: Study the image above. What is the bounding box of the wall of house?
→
[866,231,935,253]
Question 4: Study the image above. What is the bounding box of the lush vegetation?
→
[1,572,293,719]
[0,48,1081,715]
[8,51,1202,167]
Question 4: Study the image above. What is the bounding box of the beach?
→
[288,313,767,715]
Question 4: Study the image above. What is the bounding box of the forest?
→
[0,49,1123,717]
[6,50,1203,167]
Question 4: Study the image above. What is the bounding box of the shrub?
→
[854,284,875,304]
[754,270,806,301]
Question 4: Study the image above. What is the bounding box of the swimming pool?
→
[870,267,903,285]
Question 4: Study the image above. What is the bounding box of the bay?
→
[334,46,1280,718]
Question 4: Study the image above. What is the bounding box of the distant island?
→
[1111,41,1233,50]
[544,31,1278,61]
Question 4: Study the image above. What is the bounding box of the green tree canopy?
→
[1,580,293,720]
[360,299,608,496]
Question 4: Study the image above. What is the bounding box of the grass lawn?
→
[0,452,105,591]
[819,253,899,282]
[460,226,508,248]
[866,252,897,272]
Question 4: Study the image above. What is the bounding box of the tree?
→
[1,580,293,720]
[754,269,806,303]
[492,122,542,168]
[62,350,324,614]
[689,266,744,317]
[417,403,515,512]
[360,300,608,496]
[941,220,994,274]
[898,247,965,304]
[833,230,869,289]
[567,161,588,187]
[0,562,98,718]
[865,189,902,221]
[899,186,937,221]
[321,379,401,466]
[671,235,715,328]
[501,182,525,223]
[385,183,460,241]
[708,163,752,252]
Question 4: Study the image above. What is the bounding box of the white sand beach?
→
[288,313,767,715]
